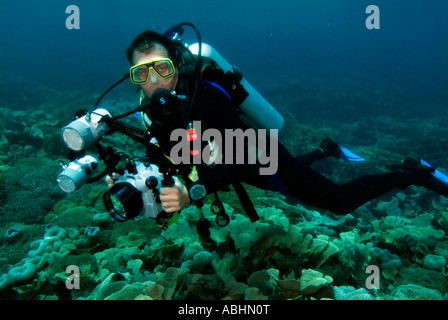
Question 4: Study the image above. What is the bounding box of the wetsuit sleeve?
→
[194,162,256,195]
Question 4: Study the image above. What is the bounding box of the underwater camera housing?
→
[103,161,164,222]
[58,104,167,223]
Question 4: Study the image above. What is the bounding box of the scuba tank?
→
[188,43,284,131]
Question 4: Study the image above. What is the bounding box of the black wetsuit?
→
[147,81,421,215]
[195,82,419,214]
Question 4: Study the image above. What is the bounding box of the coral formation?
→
[0,190,447,300]
[0,84,447,301]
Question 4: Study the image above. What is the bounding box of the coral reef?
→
[0,85,447,300]
[0,190,447,300]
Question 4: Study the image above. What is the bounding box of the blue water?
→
[1,0,446,115]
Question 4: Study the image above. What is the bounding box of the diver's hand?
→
[105,173,119,189]
[159,177,191,213]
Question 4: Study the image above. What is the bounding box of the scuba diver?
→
[58,23,448,234]
[118,25,448,218]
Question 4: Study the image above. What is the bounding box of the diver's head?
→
[126,30,180,98]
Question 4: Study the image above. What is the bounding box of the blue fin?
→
[420,159,448,185]
[340,146,366,162]
[134,111,142,119]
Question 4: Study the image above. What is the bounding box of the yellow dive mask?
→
[130,59,175,84]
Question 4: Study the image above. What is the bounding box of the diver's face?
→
[132,45,178,98]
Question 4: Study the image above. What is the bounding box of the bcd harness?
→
[139,63,261,227]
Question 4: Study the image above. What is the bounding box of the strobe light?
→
[62,109,111,151]
[56,155,98,193]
